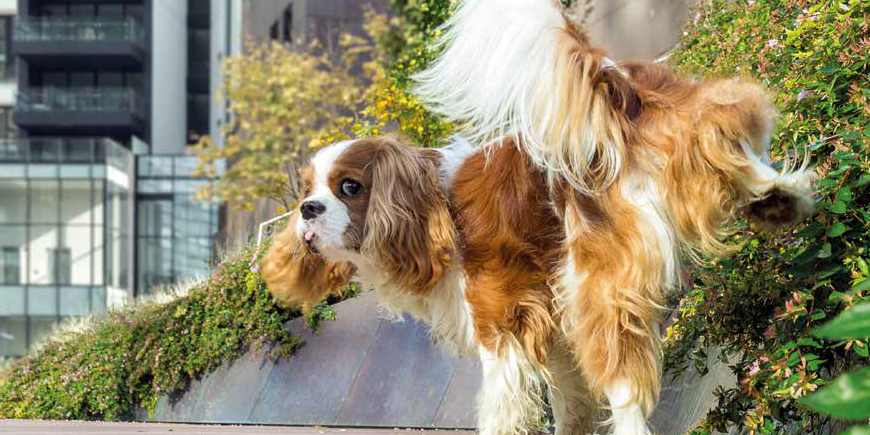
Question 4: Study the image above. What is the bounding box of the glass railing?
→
[0,137,124,163]
[14,17,145,46]
[16,87,144,116]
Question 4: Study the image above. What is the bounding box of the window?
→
[68,4,96,19]
[40,4,67,18]
[282,5,293,43]
[0,17,13,80]
[1,247,19,285]
[49,248,71,285]
[0,108,18,139]
[97,4,124,20]
[70,72,95,89]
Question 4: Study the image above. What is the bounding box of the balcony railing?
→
[14,17,145,46]
[16,87,144,116]
[0,137,125,164]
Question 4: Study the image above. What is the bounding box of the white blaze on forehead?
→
[311,140,356,185]
[297,140,357,253]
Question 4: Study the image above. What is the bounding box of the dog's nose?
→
[300,200,326,220]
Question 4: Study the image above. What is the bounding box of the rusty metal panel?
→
[248,294,382,425]
[431,356,481,428]
[334,314,455,427]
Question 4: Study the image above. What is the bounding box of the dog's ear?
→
[362,138,456,293]
[262,211,355,308]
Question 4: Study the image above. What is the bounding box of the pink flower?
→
[767,39,780,48]
[798,90,811,100]
[749,360,761,376]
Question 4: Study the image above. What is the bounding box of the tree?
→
[193,9,398,211]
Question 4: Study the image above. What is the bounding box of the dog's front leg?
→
[476,345,546,435]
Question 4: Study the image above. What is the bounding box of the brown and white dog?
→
[262,1,815,434]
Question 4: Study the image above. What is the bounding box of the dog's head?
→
[292,136,456,293]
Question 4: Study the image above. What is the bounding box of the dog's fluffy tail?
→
[411,0,635,193]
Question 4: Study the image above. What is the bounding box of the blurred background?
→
[0,0,694,360]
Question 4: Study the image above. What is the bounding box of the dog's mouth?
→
[303,230,320,254]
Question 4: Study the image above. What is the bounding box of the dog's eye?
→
[340,179,362,196]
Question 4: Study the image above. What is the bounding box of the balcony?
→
[14,88,145,137]
[0,137,125,164]
[14,17,145,67]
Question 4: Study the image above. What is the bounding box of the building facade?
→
[0,0,242,358]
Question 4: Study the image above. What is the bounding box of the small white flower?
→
[767,39,780,48]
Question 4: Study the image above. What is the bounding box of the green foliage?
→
[799,367,870,420]
[0,244,333,421]
[813,303,870,340]
[799,305,870,434]
[664,0,870,434]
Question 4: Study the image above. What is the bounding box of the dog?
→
[262,1,816,434]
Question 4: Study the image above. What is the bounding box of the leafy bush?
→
[0,244,334,421]
[799,304,870,434]
[662,0,870,434]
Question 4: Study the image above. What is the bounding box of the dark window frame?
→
[1,246,19,285]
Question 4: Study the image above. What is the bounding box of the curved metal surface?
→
[139,292,737,433]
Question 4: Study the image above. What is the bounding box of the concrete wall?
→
[150,0,187,154]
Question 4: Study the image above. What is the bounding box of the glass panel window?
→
[137,237,173,295]
[0,316,27,357]
[61,179,93,225]
[138,199,172,237]
[68,4,95,19]
[98,72,123,88]
[62,226,93,285]
[125,5,144,22]
[60,286,91,316]
[48,247,72,285]
[0,180,27,223]
[28,225,57,285]
[42,72,67,88]
[92,181,105,225]
[126,73,143,89]
[1,246,20,285]
[40,4,68,18]
[29,180,59,223]
[0,226,25,284]
[28,316,58,347]
[0,108,19,139]
[98,4,124,20]
[92,225,104,286]
[0,17,11,80]
[27,286,56,316]
[70,72,95,89]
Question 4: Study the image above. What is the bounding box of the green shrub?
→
[0,244,334,421]
[663,1,870,434]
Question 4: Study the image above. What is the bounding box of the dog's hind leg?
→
[556,194,670,435]
[545,341,597,435]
